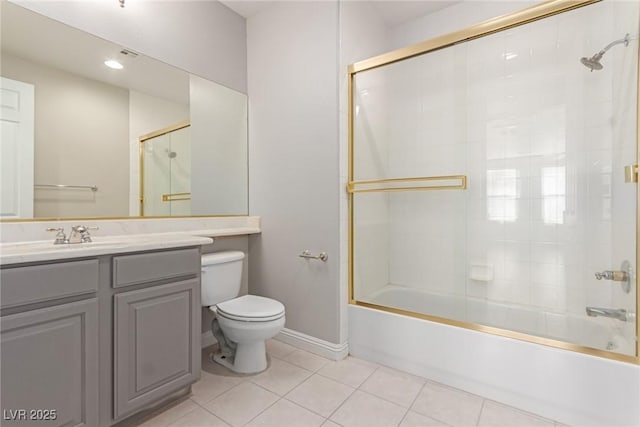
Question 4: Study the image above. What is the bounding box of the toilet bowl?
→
[201,252,285,374]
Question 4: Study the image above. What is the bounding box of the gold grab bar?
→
[161,192,191,202]
[347,175,467,193]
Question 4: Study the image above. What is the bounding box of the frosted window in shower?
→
[487,169,519,222]
[541,166,566,225]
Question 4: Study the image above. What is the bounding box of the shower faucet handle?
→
[594,270,627,281]
[595,260,633,294]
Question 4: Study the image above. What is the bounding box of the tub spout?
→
[585,307,630,321]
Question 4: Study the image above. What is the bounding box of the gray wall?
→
[247,2,342,345]
[10,0,247,94]
[2,54,129,218]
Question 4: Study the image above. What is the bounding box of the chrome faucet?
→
[585,307,630,321]
[68,225,98,244]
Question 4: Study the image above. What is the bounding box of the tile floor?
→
[136,340,567,427]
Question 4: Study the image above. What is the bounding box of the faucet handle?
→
[69,225,99,243]
[77,225,99,243]
[46,227,68,245]
[71,225,99,232]
[595,270,628,281]
[82,226,99,242]
[595,261,633,293]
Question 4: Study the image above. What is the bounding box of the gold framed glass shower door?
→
[347,0,639,364]
[139,121,191,216]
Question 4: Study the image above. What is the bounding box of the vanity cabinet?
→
[1,246,202,426]
[0,261,99,427]
[111,248,201,421]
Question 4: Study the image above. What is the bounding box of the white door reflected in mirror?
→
[0,77,34,219]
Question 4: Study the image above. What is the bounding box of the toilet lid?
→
[216,295,285,322]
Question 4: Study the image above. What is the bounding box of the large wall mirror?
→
[0,2,248,220]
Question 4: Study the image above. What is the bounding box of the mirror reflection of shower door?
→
[141,123,191,216]
[166,126,191,216]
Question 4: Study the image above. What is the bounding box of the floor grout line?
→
[190,376,247,407]
[189,398,232,426]
[279,396,332,425]
[476,398,487,427]
[239,394,284,427]
[396,380,428,427]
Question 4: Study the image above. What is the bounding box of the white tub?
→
[368,285,635,355]
[350,286,640,426]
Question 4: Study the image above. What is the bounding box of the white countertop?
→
[0,216,262,266]
[0,232,217,266]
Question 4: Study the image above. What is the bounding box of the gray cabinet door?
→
[0,299,98,427]
[113,278,200,419]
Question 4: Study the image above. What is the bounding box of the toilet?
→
[201,251,285,374]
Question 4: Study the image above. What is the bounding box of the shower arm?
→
[593,34,632,59]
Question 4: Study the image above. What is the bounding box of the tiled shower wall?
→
[353,1,638,343]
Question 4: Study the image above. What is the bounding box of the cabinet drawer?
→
[0,260,99,309]
[112,248,200,288]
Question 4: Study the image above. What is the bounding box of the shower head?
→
[580,53,604,71]
[580,33,633,72]
[163,148,178,158]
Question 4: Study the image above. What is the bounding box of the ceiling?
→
[220,1,460,27]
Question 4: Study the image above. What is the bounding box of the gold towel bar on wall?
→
[35,183,98,192]
[347,175,467,193]
[161,192,191,202]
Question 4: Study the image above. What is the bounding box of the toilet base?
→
[210,352,235,372]
[211,341,268,374]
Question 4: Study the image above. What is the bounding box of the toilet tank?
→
[201,251,245,307]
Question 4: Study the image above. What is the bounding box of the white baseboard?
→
[201,331,217,348]
[201,328,348,361]
[275,328,348,361]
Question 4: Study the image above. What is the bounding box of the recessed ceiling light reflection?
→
[104,60,124,70]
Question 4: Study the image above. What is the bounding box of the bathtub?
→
[349,285,640,426]
[367,285,635,355]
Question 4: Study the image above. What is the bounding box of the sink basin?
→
[0,240,119,256]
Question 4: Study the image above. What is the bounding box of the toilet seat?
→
[214,295,285,322]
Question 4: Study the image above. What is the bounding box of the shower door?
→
[349,0,638,362]
[140,122,191,216]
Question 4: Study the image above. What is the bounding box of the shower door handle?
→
[161,192,191,202]
[624,164,638,183]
